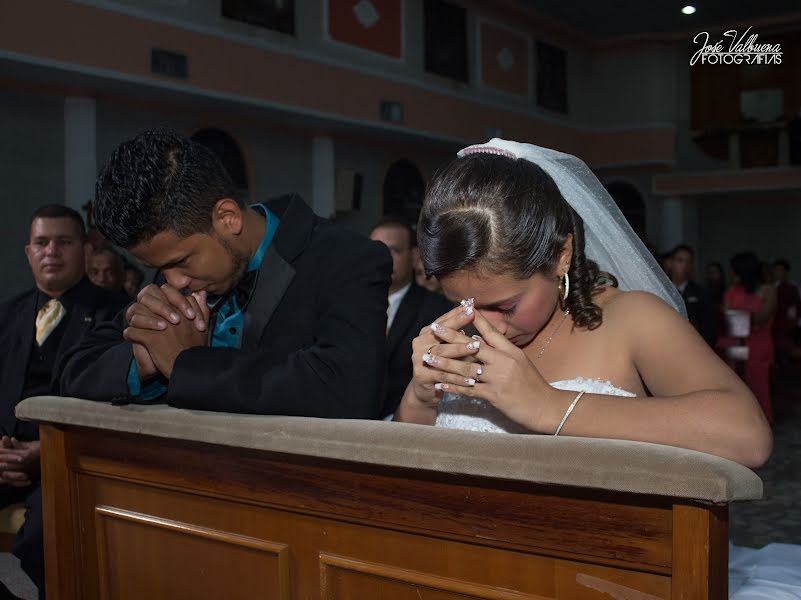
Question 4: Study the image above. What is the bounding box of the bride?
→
[394,138,772,468]
[394,139,797,598]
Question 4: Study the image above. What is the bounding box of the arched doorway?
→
[382,159,425,227]
[191,128,249,196]
[605,181,647,239]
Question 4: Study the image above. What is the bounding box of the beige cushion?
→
[0,503,26,534]
[17,396,762,503]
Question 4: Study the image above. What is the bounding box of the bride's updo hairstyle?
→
[419,152,616,330]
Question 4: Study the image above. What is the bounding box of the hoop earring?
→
[561,272,570,302]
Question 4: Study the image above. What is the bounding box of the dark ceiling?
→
[518,0,801,39]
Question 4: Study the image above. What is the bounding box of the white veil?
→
[458,138,686,317]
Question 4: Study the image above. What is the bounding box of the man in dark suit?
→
[0,205,127,598]
[59,128,391,419]
[370,217,453,417]
[665,244,718,347]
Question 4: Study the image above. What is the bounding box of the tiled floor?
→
[0,553,35,600]
[730,403,801,548]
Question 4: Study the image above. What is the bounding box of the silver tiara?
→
[457,144,518,160]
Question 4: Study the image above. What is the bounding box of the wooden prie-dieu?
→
[17,396,761,599]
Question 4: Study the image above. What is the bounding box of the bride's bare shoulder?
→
[596,288,682,324]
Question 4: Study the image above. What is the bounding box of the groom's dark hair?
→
[418,153,616,330]
[94,127,241,248]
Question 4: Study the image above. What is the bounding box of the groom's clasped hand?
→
[123,283,210,380]
[413,298,553,430]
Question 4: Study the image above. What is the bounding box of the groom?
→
[59,128,391,418]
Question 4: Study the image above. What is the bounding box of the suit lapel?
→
[242,244,296,350]
[386,285,421,357]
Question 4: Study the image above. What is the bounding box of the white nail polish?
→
[464,305,474,316]
[465,378,476,386]
[476,367,483,376]
[471,334,482,341]
[467,340,480,350]
[434,383,448,391]
[422,353,437,365]
[430,322,444,334]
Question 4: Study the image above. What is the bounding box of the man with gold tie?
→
[0,205,127,598]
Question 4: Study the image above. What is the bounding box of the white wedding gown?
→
[435,378,801,599]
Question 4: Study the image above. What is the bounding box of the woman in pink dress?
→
[723,252,777,423]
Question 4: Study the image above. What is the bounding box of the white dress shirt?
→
[386,282,412,331]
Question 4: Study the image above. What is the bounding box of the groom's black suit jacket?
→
[59,194,392,419]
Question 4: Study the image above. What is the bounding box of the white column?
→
[311,136,335,219]
[64,97,97,214]
[660,196,684,252]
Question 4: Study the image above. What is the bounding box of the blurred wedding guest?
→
[771,259,801,358]
[665,245,717,346]
[370,217,453,417]
[722,252,777,423]
[123,262,145,299]
[704,262,727,307]
[412,245,443,294]
[0,205,128,598]
[84,225,111,260]
[761,261,775,286]
[87,247,125,292]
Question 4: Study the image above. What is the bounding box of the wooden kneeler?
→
[18,396,760,600]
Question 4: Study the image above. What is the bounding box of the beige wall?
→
[0,1,676,167]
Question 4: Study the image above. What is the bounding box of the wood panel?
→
[319,554,547,600]
[671,505,728,600]
[39,426,81,599]
[93,506,290,600]
[37,424,729,599]
[66,427,674,570]
[70,472,671,599]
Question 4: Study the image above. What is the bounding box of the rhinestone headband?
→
[458,144,518,160]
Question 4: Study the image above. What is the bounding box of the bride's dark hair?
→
[418,153,616,330]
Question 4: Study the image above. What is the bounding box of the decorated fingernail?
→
[467,340,480,351]
[476,367,483,376]
[434,383,449,391]
[430,322,445,334]
[461,298,475,316]
[464,378,476,386]
[422,353,438,365]
[471,334,482,341]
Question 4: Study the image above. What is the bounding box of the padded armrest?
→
[17,396,762,503]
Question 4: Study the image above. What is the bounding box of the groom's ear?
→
[558,233,574,274]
